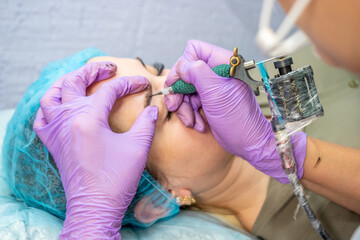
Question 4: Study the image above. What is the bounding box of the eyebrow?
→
[144,84,153,108]
[135,57,155,107]
[136,57,146,68]
[135,57,164,76]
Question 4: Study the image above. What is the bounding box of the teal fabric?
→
[0,109,254,240]
[1,48,179,228]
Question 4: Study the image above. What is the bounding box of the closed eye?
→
[136,57,164,76]
[166,111,172,121]
[152,62,164,76]
[136,57,170,121]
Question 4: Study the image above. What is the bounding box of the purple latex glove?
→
[33,62,158,239]
[165,40,307,183]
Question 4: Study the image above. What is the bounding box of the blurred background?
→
[0,0,286,109]
[0,0,359,147]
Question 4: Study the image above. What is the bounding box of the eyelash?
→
[153,63,164,76]
[136,57,164,76]
[166,111,172,121]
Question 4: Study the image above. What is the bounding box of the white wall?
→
[0,0,287,109]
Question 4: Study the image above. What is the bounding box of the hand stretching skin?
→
[165,40,307,183]
[33,62,158,239]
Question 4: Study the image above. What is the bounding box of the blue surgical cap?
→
[1,48,179,228]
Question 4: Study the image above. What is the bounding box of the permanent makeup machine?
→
[152,0,333,237]
[152,48,331,239]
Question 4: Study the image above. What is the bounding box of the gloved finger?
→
[164,56,186,88]
[174,99,195,128]
[164,57,186,112]
[39,81,64,122]
[164,92,184,112]
[177,60,233,94]
[168,57,214,86]
[33,108,47,131]
[190,95,205,133]
[40,80,63,108]
[183,40,232,67]
[92,76,150,122]
[165,40,232,111]
[193,111,205,133]
[165,55,191,86]
[190,94,202,108]
[62,61,117,103]
[128,106,159,153]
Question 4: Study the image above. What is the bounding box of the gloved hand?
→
[165,40,307,183]
[33,62,158,239]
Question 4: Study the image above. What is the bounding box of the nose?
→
[151,68,170,92]
[151,76,165,94]
[148,73,169,120]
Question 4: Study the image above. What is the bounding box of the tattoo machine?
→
[153,47,331,239]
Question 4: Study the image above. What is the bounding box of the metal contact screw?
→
[348,79,359,88]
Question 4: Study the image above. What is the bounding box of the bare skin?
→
[85,57,269,231]
[278,0,360,213]
[86,56,359,232]
[278,0,360,74]
[301,137,360,214]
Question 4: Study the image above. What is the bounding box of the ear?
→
[169,188,196,206]
[133,189,179,225]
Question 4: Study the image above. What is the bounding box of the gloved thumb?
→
[177,60,230,94]
[93,76,149,122]
[128,106,158,150]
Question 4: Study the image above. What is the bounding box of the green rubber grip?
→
[171,64,231,94]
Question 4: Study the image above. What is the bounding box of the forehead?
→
[91,57,148,75]
[86,56,156,92]
[86,56,167,133]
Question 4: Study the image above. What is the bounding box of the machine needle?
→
[151,86,174,97]
[151,92,163,97]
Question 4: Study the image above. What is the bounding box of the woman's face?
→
[86,56,233,197]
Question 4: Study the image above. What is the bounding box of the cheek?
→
[109,94,143,132]
[312,45,339,67]
[148,116,231,185]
